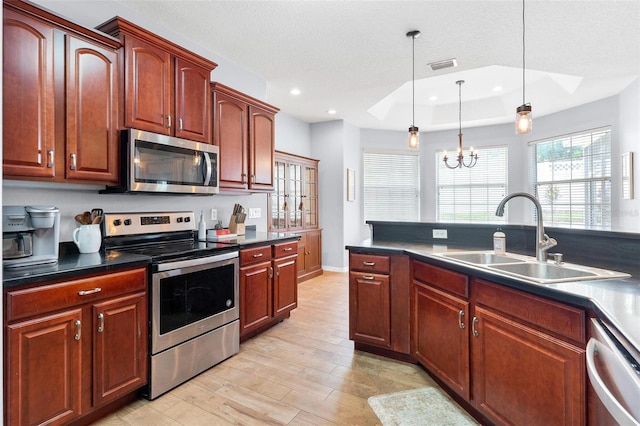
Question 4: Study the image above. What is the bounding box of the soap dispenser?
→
[198,210,206,241]
[493,228,506,255]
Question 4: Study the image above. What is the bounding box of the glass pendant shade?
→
[408,126,419,149]
[515,104,532,134]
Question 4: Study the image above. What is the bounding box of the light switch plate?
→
[433,229,448,239]
[248,208,261,219]
[210,209,217,221]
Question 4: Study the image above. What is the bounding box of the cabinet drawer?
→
[474,278,585,343]
[273,241,298,258]
[350,253,390,274]
[412,260,469,299]
[241,245,273,265]
[6,267,147,322]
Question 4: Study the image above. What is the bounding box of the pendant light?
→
[443,80,478,169]
[407,30,421,149]
[515,0,532,134]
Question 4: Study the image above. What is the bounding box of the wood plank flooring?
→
[94,271,437,425]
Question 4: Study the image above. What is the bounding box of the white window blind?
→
[530,127,611,229]
[363,150,420,221]
[437,146,508,223]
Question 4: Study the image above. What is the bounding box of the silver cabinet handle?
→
[458,310,466,329]
[241,173,248,184]
[362,261,376,266]
[178,117,184,131]
[472,317,479,337]
[276,266,280,277]
[269,266,273,279]
[361,275,375,280]
[70,153,77,170]
[283,247,293,252]
[166,114,172,129]
[47,150,54,168]
[74,320,81,340]
[252,253,263,258]
[97,313,104,333]
[78,287,102,296]
[251,174,256,184]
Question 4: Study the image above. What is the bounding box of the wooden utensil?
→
[82,211,92,225]
[75,214,85,224]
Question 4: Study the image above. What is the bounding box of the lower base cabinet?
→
[297,229,323,282]
[240,240,298,341]
[4,267,148,426]
[412,259,586,425]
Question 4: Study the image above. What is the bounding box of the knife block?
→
[228,215,245,235]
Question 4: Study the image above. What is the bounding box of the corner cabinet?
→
[412,259,586,425]
[3,1,120,184]
[268,151,322,282]
[239,240,298,341]
[211,82,279,191]
[4,267,148,426]
[97,17,216,143]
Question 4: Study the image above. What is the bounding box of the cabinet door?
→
[6,309,83,426]
[248,105,275,190]
[124,35,172,134]
[349,271,391,348]
[175,56,211,143]
[304,162,319,228]
[240,260,273,337]
[413,282,470,400]
[92,292,148,407]
[213,90,248,189]
[472,306,585,425]
[269,158,288,231]
[287,161,304,230]
[273,254,298,317]
[66,35,119,182]
[305,230,322,274]
[3,8,56,178]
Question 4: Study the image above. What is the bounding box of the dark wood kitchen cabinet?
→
[4,267,148,426]
[349,253,411,359]
[97,17,216,143]
[411,259,586,425]
[3,0,120,184]
[269,151,322,282]
[239,241,298,341]
[211,82,279,191]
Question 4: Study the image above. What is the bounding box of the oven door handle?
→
[155,250,238,272]
[202,152,212,186]
[587,321,640,426]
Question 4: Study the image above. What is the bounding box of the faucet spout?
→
[495,192,557,262]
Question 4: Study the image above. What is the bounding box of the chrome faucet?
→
[495,192,557,262]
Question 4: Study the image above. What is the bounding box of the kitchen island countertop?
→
[347,239,640,361]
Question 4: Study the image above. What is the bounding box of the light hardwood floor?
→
[94,271,437,425]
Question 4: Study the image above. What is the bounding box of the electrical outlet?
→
[248,208,261,219]
[210,209,217,221]
[433,229,448,239]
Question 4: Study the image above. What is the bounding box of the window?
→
[363,150,420,221]
[437,146,508,223]
[531,127,611,229]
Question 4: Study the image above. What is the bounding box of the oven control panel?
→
[103,211,195,237]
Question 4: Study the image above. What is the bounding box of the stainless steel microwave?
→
[104,129,219,195]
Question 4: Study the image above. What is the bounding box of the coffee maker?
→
[3,206,60,268]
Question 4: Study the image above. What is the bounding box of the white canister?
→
[493,229,506,255]
[73,224,102,254]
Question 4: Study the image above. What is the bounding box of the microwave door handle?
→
[202,152,212,186]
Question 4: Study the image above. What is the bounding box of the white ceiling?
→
[37,0,640,132]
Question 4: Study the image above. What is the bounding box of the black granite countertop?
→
[347,239,640,360]
[202,231,301,248]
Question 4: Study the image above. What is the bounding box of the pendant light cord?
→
[412,34,416,126]
[458,81,462,136]
[522,0,526,105]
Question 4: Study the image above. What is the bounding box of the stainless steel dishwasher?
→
[587,318,640,425]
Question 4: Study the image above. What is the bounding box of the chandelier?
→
[443,80,478,169]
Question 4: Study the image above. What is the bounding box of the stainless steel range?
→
[103,211,239,400]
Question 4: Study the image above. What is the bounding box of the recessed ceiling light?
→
[492,86,503,92]
[290,88,301,96]
[327,109,337,115]
[429,95,438,101]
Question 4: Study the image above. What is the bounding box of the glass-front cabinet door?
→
[305,165,318,228]
[270,159,287,231]
[288,162,304,230]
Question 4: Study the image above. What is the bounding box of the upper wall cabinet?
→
[97,17,217,144]
[211,82,279,192]
[3,0,120,184]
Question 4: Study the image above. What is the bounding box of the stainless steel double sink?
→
[435,251,630,284]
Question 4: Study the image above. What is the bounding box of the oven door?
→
[151,251,238,354]
[587,318,640,426]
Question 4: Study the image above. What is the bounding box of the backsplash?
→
[368,221,640,270]
[3,181,269,243]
